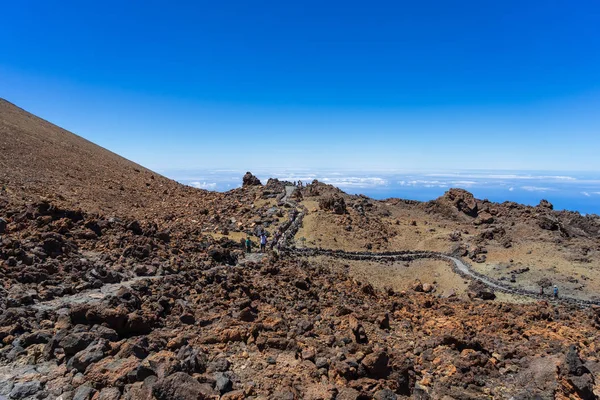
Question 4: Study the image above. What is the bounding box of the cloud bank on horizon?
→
[164,168,600,214]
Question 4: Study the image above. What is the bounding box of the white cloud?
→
[320,177,388,188]
[425,173,577,181]
[582,192,591,197]
[400,180,437,186]
[189,181,217,190]
[449,180,477,187]
[508,187,514,191]
[521,186,554,192]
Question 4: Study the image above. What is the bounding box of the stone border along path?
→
[279,201,600,309]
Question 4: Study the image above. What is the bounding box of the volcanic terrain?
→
[1,98,600,399]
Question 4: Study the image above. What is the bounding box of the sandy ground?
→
[309,255,470,298]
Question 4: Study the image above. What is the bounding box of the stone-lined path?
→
[280,200,600,308]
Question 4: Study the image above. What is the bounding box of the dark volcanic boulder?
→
[468,281,496,300]
[445,188,478,217]
[361,350,390,379]
[538,199,554,210]
[538,215,560,231]
[318,195,347,215]
[242,172,262,187]
[559,345,595,400]
[152,372,210,400]
[208,247,237,265]
[59,332,96,357]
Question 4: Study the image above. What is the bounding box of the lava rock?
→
[9,381,43,399]
[152,372,210,400]
[361,350,390,379]
[242,172,262,187]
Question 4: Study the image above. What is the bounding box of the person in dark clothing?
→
[245,237,252,253]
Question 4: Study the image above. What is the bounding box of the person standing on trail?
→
[553,285,559,299]
[260,233,267,253]
[245,237,252,253]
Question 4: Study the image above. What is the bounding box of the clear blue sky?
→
[2,0,600,172]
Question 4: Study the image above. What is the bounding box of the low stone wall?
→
[273,186,600,308]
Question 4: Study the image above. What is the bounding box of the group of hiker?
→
[245,231,280,253]
[244,208,299,254]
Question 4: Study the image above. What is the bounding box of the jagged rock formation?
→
[242,172,262,187]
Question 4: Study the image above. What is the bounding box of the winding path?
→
[280,201,600,308]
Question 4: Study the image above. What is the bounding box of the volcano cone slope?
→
[0,98,219,219]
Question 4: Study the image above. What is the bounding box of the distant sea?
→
[162,169,600,216]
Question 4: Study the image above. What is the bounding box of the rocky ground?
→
[3,180,600,399]
[2,99,600,399]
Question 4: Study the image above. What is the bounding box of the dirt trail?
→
[283,185,296,202]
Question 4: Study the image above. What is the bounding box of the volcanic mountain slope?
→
[0,98,220,221]
[2,101,600,399]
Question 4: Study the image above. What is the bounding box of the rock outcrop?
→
[242,172,262,187]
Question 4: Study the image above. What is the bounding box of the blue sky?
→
[2,0,600,172]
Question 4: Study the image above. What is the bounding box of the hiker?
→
[260,233,267,253]
[553,285,559,299]
[245,237,252,253]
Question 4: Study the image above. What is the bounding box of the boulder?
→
[376,313,390,330]
[318,196,347,215]
[411,280,424,292]
[9,381,43,399]
[152,372,211,400]
[443,188,478,217]
[422,283,434,293]
[349,315,368,344]
[67,339,110,372]
[72,385,95,400]
[538,199,554,210]
[361,350,390,379]
[98,387,121,400]
[59,332,96,357]
[242,172,262,187]
[468,281,496,300]
[560,345,595,399]
[373,388,398,400]
[177,345,207,374]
